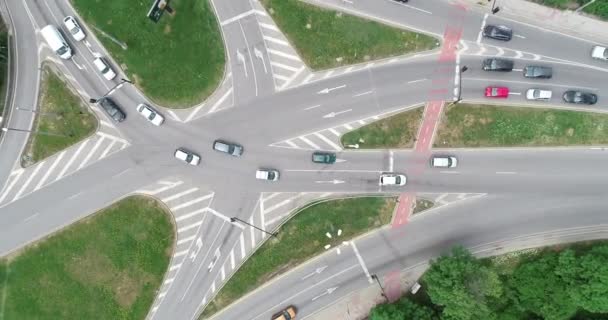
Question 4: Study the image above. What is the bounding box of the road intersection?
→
[1,0,608,319]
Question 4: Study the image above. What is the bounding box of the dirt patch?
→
[260,261,296,284]
[163,24,171,34]
[113,272,141,307]
[566,128,574,136]
[462,113,476,127]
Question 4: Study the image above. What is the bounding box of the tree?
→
[369,299,437,320]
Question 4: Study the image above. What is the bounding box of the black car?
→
[482,58,514,71]
[482,25,512,41]
[562,90,598,105]
[98,97,126,122]
[312,151,337,164]
[523,66,553,79]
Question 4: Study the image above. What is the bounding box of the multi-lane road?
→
[0,0,607,319]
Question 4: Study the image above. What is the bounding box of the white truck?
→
[40,25,72,59]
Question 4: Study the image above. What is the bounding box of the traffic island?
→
[201,196,434,319]
[434,103,608,147]
[0,196,174,320]
[21,66,97,167]
[260,0,439,70]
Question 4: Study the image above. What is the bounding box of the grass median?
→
[201,196,433,318]
[260,0,439,70]
[22,67,97,167]
[340,107,423,149]
[0,196,174,320]
[72,0,225,108]
[434,103,608,147]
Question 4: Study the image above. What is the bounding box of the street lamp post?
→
[2,127,72,137]
[488,0,500,14]
[230,217,278,238]
[89,78,132,103]
[455,65,468,104]
[371,274,389,302]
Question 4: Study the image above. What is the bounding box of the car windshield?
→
[148,112,156,120]
[395,177,401,184]
[533,90,540,98]
[267,172,275,180]
[69,26,79,35]
[491,88,499,95]
[186,154,193,162]
[57,46,68,55]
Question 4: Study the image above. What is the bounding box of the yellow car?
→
[272,306,297,320]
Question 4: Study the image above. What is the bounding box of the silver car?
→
[213,140,243,157]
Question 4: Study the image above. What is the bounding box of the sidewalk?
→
[463,0,608,43]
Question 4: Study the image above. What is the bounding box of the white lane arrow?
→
[323,109,352,118]
[253,47,268,74]
[236,49,248,78]
[301,265,328,280]
[317,84,346,94]
[312,287,339,301]
[335,159,347,163]
[189,237,204,261]
[315,180,345,184]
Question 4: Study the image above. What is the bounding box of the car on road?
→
[482,58,514,71]
[272,306,297,320]
[526,89,552,101]
[93,57,116,80]
[431,155,458,168]
[213,140,243,157]
[98,97,126,122]
[256,169,280,181]
[136,103,164,126]
[482,25,512,41]
[40,25,72,60]
[485,86,509,98]
[174,148,201,166]
[523,66,552,79]
[591,45,608,61]
[379,173,407,186]
[62,16,85,41]
[563,90,598,105]
[312,151,336,164]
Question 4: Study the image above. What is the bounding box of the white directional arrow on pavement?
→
[236,49,248,78]
[323,109,352,118]
[189,237,204,261]
[253,47,268,74]
[315,180,345,184]
[312,286,339,301]
[301,265,328,280]
[317,84,346,94]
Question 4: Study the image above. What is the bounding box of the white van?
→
[41,25,72,59]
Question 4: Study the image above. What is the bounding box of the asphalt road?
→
[0,0,607,319]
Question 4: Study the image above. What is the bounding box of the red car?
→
[485,86,509,98]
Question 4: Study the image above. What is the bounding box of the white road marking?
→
[207,208,238,224]
[169,263,182,272]
[285,140,298,148]
[440,171,461,174]
[477,13,489,44]
[259,195,266,232]
[220,265,226,280]
[56,140,90,181]
[171,193,214,211]
[322,70,334,79]
[496,171,517,174]
[329,128,341,136]
[175,208,205,222]
[139,181,183,196]
[267,48,301,61]
[99,140,117,159]
[317,84,346,94]
[259,22,279,31]
[299,136,320,149]
[303,104,322,111]
[512,68,523,72]
[161,188,198,202]
[301,74,315,84]
[177,235,196,245]
[508,92,522,95]
[240,233,246,259]
[285,169,381,173]
[314,133,342,151]
[230,250,236,269]
[174,249,189,257]
[13,162,44,201]
[77,136,105,170]
[207,87,234,114]
[263,198,295,215]
[514,34,526,39]
[343,123,353,130]
[353,90,373,97]
[389,150,394,172]
[35,152,65,191]
[263,35,289,46]
[350,241,373,284]
[407,78,427,84]
[238,21,258,96]
[220,9,256,26]
[270,61,299,72]
[250,216,256,247]
[0,170,22,203]
[323,109,352,118]
[177,221,203,233]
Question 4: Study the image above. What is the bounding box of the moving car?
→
[591,45,608,61]
[40,25,72,60]
[136,103,164,126]
[526,89,552,101]
[485,86,509,98]
[98,97,126,122]
[431,155,458,168]
[523,66,552,79]
[93,57,117,80]
[312,151,336,164]
[213,140,243,157]
[482,25,512,41]
[256,169,280,181]
[272,306,297,320]
[62,16,85,41]
[379,173,407,186]
[174,148,201,166]
[563,90,598,105]
[482,58,514,71]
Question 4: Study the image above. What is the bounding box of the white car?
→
[431,155,458,168]
[379,173,406,186]
[256,169,279,181]
[136,103,164,126]
[174,148,200,166]
[526,89,552,101]
[63,16,85,41]
[93,57,116,80]
[591,45,608,61]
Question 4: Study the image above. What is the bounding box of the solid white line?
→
[280,66,306,90]
[221,9,256,26]
[77,136,105,170]
[343,124,354,131]
[508,92,522,96]
[477,13,489,44]
[35,152,65,190]
[314,133,342,151]
[99,139,117,159]
[303,104,322,111]
[177,221,203,233]
[302,74,315,84]
[0,170,22,204]
[407,78,427,84]
[266,211,293,226]
[169,263,182,272]
[177,235,196,245]
[140,181,184,196]
[267,48,301,61]
[174,249,189,257]
[329,128,341,136]
[259,195,266,234]
[230,250,236,269]
[299,136,321,149]
[171,193,214,211]
[263,35,289,46]
[440,171,461,174]
[514,34,526,39]
[240,233,246,259]
[496,171,516,174]
[259,22,279,31]
[250,216,256,247]
[13,161,44,201]
[358,120,365,125]
[220,265,226,280]
[353,90,373,97]
[211,281,216,293]
[285,140,298,148]
[262,192,281,202]
[350,241,373,284]
[270,61,299,72]
[56,140,90,181]
[96,131,129,144]
[263,198,294,216]
[389,150,394,172]
[161,188,198,202]
[208,87,234,114]
[274,74,290,81]
[175,208,206,222]
[164,278,174,285]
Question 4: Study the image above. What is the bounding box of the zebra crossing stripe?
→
[314,132,342,151]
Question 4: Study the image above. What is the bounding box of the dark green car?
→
[312,151,337,164]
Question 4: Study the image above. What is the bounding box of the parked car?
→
[563,90,598,105]
[136,103,164,126]
[256,169,280,181]
[379,173,407,186]
[98,97,125,122]
[482,25,512,41]
[272,306,297,320]
[62,16,85,41]
[312,151,336,164]
[93,57,116,80]
[174,148,200,166]
[526,89,552,101]
[591,45,608,61]
[431,155,458,168]
[213,140,243,157]
[482,58,514,71]
[485,86,509,98]
[523,66,552,79]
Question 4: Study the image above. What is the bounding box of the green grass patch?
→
[22,67,97,166]
[72,0,225,108]
[341,107,423,149]
[201,196,397,318]
[582,0,608,20]
[434,103,608,147]
[260,0,438,70]
[0,196,174,320]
